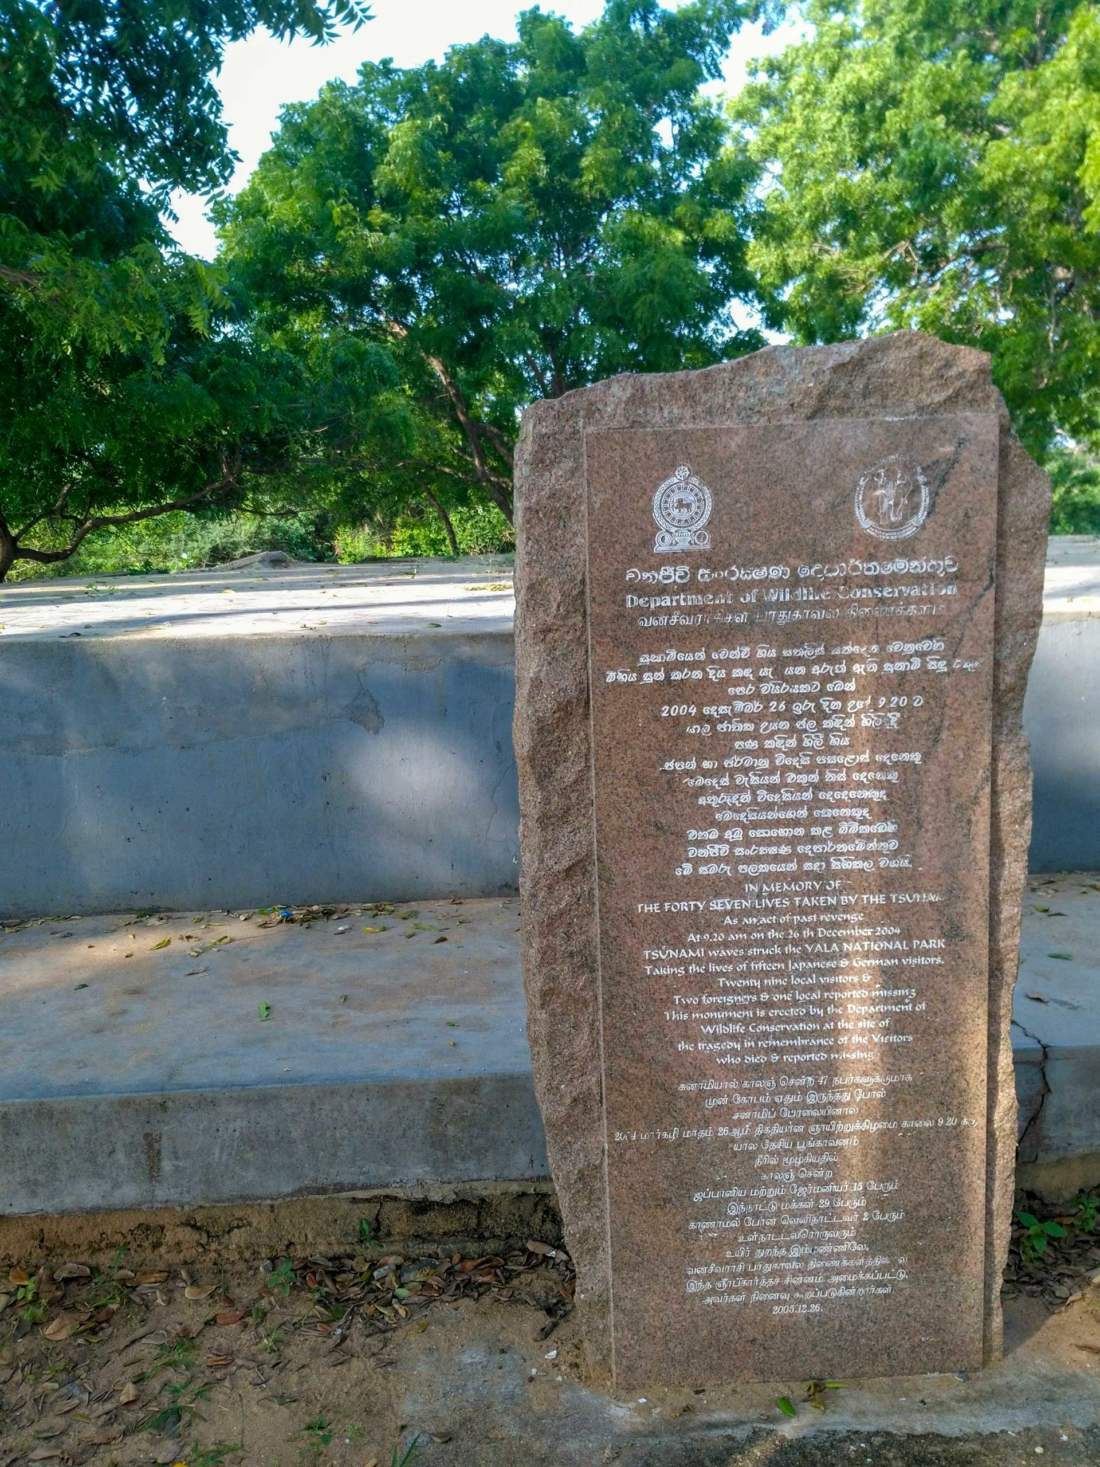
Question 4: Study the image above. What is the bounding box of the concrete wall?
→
[0,605,1095,920]
[1,631,518,917]
[1026,616,1100,872]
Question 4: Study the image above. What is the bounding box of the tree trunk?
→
[0,516,15,583]
[484,480,514,525]
[424,489,460,556]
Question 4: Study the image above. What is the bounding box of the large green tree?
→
[734,0,1100,459]
[218,0,770,529]
[0,0,374,579]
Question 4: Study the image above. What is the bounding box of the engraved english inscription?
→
[585,416,999,1388]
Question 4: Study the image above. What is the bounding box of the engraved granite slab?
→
[513,334,1049,1388]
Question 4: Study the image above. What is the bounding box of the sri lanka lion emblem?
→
[652,465,712,552]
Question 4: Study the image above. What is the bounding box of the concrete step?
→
[0,897,542,1215]
[0,882,1097,1215]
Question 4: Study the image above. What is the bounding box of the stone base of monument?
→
[0,889,1096,1217]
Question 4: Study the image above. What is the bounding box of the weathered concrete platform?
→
[0,554,517,640]
[1,539,1099,915]
[1,885,1097,1215]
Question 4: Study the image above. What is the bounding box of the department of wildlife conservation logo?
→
[855,456,930,541]
[652,465,712,552]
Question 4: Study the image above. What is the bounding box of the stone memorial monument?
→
[513,333,1049,1388]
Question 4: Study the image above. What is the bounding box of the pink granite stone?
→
[513,334,1049,1387]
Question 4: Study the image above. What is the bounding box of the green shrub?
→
[1048,444,1100,535]
[8,511,335,581]
[9,494,514,582]
[335,501,513,562]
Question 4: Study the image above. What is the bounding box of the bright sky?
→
[168,1,798,257]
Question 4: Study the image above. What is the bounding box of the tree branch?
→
[422,486,460,556]
[392,458,473,485]
[385,319,514,520]
[9,473,239,568]
[15,481,77,542]
[478,420,515,470]
[0,264,39,290]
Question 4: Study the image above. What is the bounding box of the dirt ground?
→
[2,1210,1100,1467]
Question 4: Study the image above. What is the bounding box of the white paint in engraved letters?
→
[855,457,930,542]
[653,465,713,552]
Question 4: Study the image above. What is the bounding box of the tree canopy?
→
[0,0,374,578]
[734,0,1100,460]
[7,0,1094,580]
[218,0,770,527]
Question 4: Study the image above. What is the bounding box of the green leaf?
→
[776,1396,797,1418]
[731,0,1100,468]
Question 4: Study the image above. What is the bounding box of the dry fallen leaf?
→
[214,1309,244,1326]
[526,1240,559,1258]
[184,1284,217,1301]
[42,1312,83,1342]
[118,1381,139,1405]
[53,1262,91,1282]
